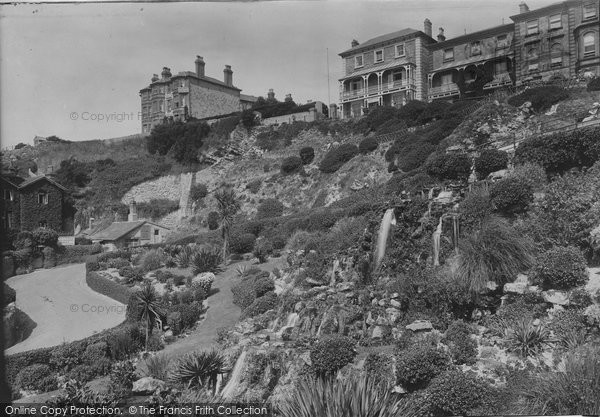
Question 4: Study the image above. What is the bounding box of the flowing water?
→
[278,312,300,334]
[374,208,397,270]
[433,216,443,266]
[220,350,248,399]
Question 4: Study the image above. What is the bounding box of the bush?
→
[256,199,284,219]
[507,162,547,191]
[190,247,221,275]
[358,137,378,154]
[229,232,256,254]
[319,144,359,173]
[253,237,274,263]
[190,183,208,201]
[474,149,508,179]
[364,352,395,385]
[310,335,357,377]
[395,345,451,391]
[530,246,588,290]
[299,146,315,165]
[50,342,86,371]
[425,152,471,180]
[588,77,600,92]
[241,291,278,319]
[458,187,492,233]
[167,302,204,330]
[442,320,478,365]
[138,249,165,272]
[107,324,145,360]
[193,273,214,295]
[256,129,281,151]
[86,271,132,304]
[207,212,219,230]
[32,227,58,247]
[15,364,56,392]
[489,177,533,215]
[281,156,303,174]
[13,231,35,250]
[246,179,262,194]
[4,282,16,306]
[507,85,569,112]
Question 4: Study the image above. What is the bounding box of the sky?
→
[0,0,559,147]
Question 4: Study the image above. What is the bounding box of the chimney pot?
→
[437,27,446,42]
[351,39,359,48]
[519,2,530,13]
[267,89,275,100]
[424,18,432,38]
[223,65,233,86]
[128,199,138,222]
[195,56,205,77]
[151,74,159,82]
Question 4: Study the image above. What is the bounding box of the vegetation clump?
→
[474,149,508,179]
[530,246,588,290]
[507,85,569,112]
[309,335,356,377]
[319,144,359,173]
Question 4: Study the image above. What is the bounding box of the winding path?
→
[5,264,126,355]
[162,257,284,358]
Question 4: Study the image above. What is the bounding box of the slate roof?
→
[1,174,67,191]
[90,220,170,242]
[340,28,428,56]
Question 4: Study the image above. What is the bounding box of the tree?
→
[134,282,165,351]
[214,188,241,262]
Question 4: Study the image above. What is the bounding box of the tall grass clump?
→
[140,354,171,380]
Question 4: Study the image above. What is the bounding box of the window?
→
[443,48,454,61]
[470,41,482,55]
[496,34,508,49]
[528,63,539,72]
[354,55,364,68]
[374,49,384,63]
[527,46,539,60]
[583,33,596,57]
[38,193,48,205]
[584,3,597,19]
[551,43,563,66]
[527,20,539,35]
[549,14,562,29]
[395,43,405,57]
[351,80,361,91]
[441,73,453,85]
[393,71,403,82]
[494,60,508,74]
[154,229,160,236]
[3,189,14,201]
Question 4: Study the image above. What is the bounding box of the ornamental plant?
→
[395,345,451,391]
[530,246,588,290]
[474,149,508,179]
[319,144,359,173]
[299,146,315,165]
[489,177,533,215]
[310,335,357,377]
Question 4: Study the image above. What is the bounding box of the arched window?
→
[583,32,596,57]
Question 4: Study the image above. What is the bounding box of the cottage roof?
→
[18,175,68,192]
[90,220,170,242]
[339,28,433,57]
[240,94,259,103]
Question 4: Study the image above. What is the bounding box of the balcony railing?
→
[341,81,410,101]
[484,72,513,89]
[429,83,460,97]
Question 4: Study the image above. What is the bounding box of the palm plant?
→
[277,374,421,417]
[454,216,535,293]
[214,188,241,262]
[504,317,551,358]
[134,282,165,351]
[168,350,227,393]
[191,247,222,275]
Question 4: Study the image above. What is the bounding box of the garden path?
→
[5,263,126,355]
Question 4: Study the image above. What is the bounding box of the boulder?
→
[406,320,433,332]
[132,377,166,394]
[371,326,384,339]
[378,299,386,307]
[386,308,401,323]
[390,299,401,308]
[542,290,570,306]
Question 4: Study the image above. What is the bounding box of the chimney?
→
[161,67,171,80]
[128,200,138,222]
[519,1,530,13]
[267,88,275,101]
[284,93,293,102]
[351,39,359,48]
[195,56,205,77]
[424,18,432,38]
[151,74,159,83]
[437,28,446,42]
[223,65,233,86]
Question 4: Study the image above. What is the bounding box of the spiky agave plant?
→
[277,374,421,417]
[168,350,227,392]
[175,245,195,268]
[454,216,535,293]
[504,317,551,358]
[191,247,222,275]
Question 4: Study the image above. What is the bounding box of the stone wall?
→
[262,109,322,126]
[189,82,241,120]
[121,174,182,204]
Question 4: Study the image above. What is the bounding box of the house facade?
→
[1,175,74,234]
[139,56,258,133]
[339,0,600,116]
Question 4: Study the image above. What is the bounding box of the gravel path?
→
[5,264,126,355]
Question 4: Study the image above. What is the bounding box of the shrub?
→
[86,271,132,304]
[588,77,600,92]
[168,302,204,330]
[4,283,16,306]
[140,354,171,380]
[15,364,56,392]
[442,320,478,365]
[474,149,508,179]
[364,352,395,385]
[246,179,262,194]
[241,291,278,319]
[190,248,221,275]
[549,309,588,342]
[136,199,179,220]
[229,232,256,254]
[49,342,86,371]
[530,246,588,290]
[193,273,214,295]
[507,85,569,112]
[253,237,273,263]
[168,350,226,390]
[281,156,303,174]
[139,249,166,272]
[505,318,551,358]
[256,129,281,151]
[256,199,284,219]
[299,146,315,165]
[358,137,378,154]
[106,257,130,269]
[190,183,208,201]
[421,368,497,416]
[458,187,492,233]
[106,324,145,360]
[395,345,451,391]
[490,177,534,215]
[32,227,58,247]
[13,231,35,250]
[207,212,219,230]
[309,335,356,377]
[319,144,359,173]
[84,341,109,364]
[424,152,471,180]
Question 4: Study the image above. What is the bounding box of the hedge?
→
[86,270,132,305]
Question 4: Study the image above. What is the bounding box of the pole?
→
[327,48,331,118]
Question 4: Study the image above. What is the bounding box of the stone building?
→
[139,56,258,133]
[1,174,73,234]
[338,22,437,118]
[339,0,599,116]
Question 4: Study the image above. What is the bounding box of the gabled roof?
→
[18,175,67,192]
[90,220,170,242]
[140,71,242,93]
[429,24,514,50]
[340,28,434,57]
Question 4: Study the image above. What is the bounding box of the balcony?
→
[484,72,513,89]
[340,80,410,101]
[428,83,460,98]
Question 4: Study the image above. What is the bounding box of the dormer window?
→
[374,49,384,63]
[526,20,539,35]
[395,44,405,57]
[443,48,454,61]
[549,14,562,29]
[583,3,597,19]
[354,55,364,68]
